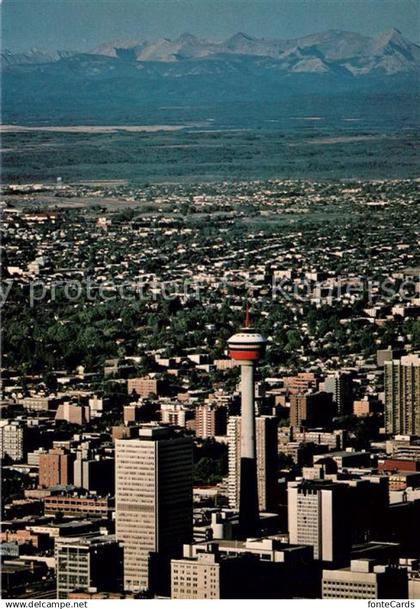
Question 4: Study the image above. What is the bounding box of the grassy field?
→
[1,128,418,184]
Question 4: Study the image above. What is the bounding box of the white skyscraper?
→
[288,480,350,564]
[115,425,193,592]
[324,371,353,416]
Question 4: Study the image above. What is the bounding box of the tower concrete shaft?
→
[238,360,259,536]
[240,362,256,459]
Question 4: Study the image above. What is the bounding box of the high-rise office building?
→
[290,391,334,428]
[347,476,389,544]
[228,415,278,513]
[195,404,227,438]
[115,425,193,592]
[73,455,115,495]
[288,480,350,564]
[324,372,353,416]
[39,448,74,488]
[385,355,420,435]
[0,420,25,462]
[55,534,122,599]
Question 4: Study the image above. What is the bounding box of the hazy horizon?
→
[1,0,419,52]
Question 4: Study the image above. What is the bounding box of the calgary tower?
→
[228,306,267,537]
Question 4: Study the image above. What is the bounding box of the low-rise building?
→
[55,402,90,425]
[127,376,167,398]
[20,396,58,412]
[56,534,123,599]
[322,559,408,599]
[44,494,113,518]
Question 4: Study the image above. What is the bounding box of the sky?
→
[1,0,419,52]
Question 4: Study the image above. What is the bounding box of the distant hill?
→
[2,29,419,124]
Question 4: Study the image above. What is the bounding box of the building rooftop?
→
[55,534,117,548]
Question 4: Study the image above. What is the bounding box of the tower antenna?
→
[244,302,251,328]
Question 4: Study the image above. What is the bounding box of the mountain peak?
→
[177,33,198,43]
[228,32,254,43]
[3,27,418,75]
[375,27,405,47]
[388,27,403,36]
[370,27,419,64]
